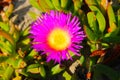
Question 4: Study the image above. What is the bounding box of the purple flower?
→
[30,11,85,63]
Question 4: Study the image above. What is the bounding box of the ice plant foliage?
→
[30,11,85,63]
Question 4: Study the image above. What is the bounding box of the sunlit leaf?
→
[39,65,46,78]
[5,3,14,17]
[27,64,40,73]
[6,58,26,69]
[61,0,69,9]
[87,12,99,32]
[107,3,117,32]
[73,0,83,11]
[20,26,30,37]
[12,76,21,80]
[25,49,38,61]
[27,64,46,77]
[51,0,61,10]
[29,0,42,11]
[85,0,101,6]
[51,64,65,75]
[44,0,54,9]
[100,0,108,10]
[3,66,14,80]
[0,29,15,47]
[37,0,52,12]
[0,22,9,31]
[0,40,12,53]
[79,55,85,65]
[63,71,71,80]
[28,11,38,20]
[89,6,106,32]
[104,25,120,40]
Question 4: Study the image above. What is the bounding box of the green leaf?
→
[73,0,83,11]
[6,58,26,69]
[29,0,42,11]
[37,0,52,12]
[106,24,119,37]
[0,56,9,63]
[0,40,13,54]
[61,0,69,9]
[39,65,46,77]
[3,66,14,80]
[102,36,120,43]
[84,25,97,42]
[63,71,71,80]
[27,64,40,73]
[0,22,9,31]
[85,0,100,6]
[107,4,116,32]
[44,0,54,9]
[25,49,38,61]
[117,9,120,27]
[12,76,22,80]
[93,64,119,80]
[0,29,15,48]
[13,59,26,68]
[100,0,109,10]
[87,12,99,32]
[28,11,38,20]
[51,0,61,10]
[13,30,20,42]
[89,6,106,32]
[5,4,14,18]
[27,63,46,77]
[79,55,85,65]
[20,26,30,37]
[51,64,65,75]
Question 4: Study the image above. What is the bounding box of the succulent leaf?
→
[89,6,106,32]
[107,3,117,32]
[51,0,61,11]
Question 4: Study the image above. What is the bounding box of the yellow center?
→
[47,28,71,51]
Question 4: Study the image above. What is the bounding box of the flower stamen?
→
[47,28,71,51]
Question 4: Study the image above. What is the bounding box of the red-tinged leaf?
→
[90,50,106,57]
[37,0,52,12]
[29,0,42,11]
[0,29,15,47]
[100,0,108,10]
[107,3,117,32]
